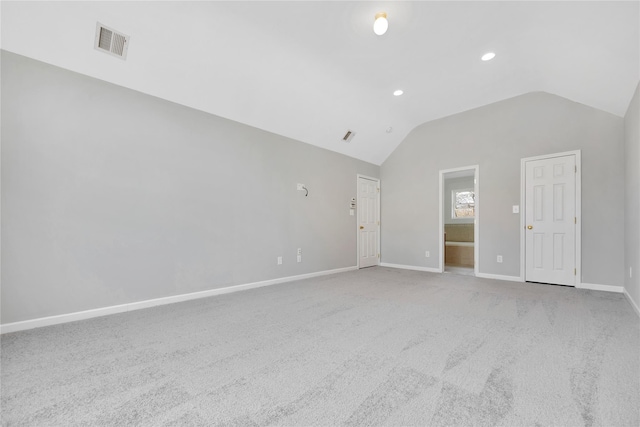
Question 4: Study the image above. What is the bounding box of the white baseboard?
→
[474,272,523,283]
[380,263,524,282]
[0,266,357,334]
[379,262,442,273]
[577,282,624,293]
[623,288,640,318]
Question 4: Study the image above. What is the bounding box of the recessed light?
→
[393,89,404,96]
[481,52,496,61]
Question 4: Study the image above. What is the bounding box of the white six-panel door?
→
[525,154,576,285]
[358,176,379,268]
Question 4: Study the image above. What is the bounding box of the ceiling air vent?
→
[94,22,129,60]
[342,130,356,142]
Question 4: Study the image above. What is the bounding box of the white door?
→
[525,154,576,285]
[358,176,379,268]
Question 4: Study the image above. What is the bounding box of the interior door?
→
[525,154,576,285]
[358,177,379,268]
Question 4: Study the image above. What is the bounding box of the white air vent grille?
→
[342,130,356,142]
[95,22,129,60]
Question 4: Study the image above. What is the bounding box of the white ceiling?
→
[2,1,639,165]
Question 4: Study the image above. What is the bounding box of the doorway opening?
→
[439,166,479,276]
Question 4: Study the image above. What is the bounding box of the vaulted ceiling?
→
[2,1,639,165]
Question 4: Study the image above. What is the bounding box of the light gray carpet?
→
[2,267,639,426]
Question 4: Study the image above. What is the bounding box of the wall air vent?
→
[94,22,129,60]
[342,130,356,142]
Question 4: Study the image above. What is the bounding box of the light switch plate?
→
[512,205,519,214]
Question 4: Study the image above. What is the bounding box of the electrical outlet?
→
[425,251,430,258]
[297,248,302,255]
[497,255,503,263]
[277,256,282,265]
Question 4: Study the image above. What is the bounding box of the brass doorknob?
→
[360,226,364,229]
[527,225,533,230]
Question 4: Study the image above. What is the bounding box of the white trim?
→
[381,263,521,282]
[624,288,640,318]
[0,266,357,334]
[379,262,441,273]
[520,150,581,284]
[475,272,523,283]
[577,282,624,293]
[439,172,444,273]
[439,165,479,276]
[356,174,381,269]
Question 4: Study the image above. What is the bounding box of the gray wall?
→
[624,83,640,309]
[1,51,378,324]
[444,176,475,225]
[381,92,625,284]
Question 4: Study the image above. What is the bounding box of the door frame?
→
[519,150,581,283]
[438,165,480,275]
[356,174,381,268]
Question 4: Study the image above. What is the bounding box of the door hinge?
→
[377,221,380,226]
[574,217,576,224]
[575,165,577,173]
[574,268,577,275]
[377,188,380,193]
[378,253,380,258]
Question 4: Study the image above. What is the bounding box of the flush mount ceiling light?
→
[373,12,388,35]
[393,89,404,96]
[481,52,496,61]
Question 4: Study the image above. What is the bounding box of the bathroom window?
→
[452,189,475,218]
